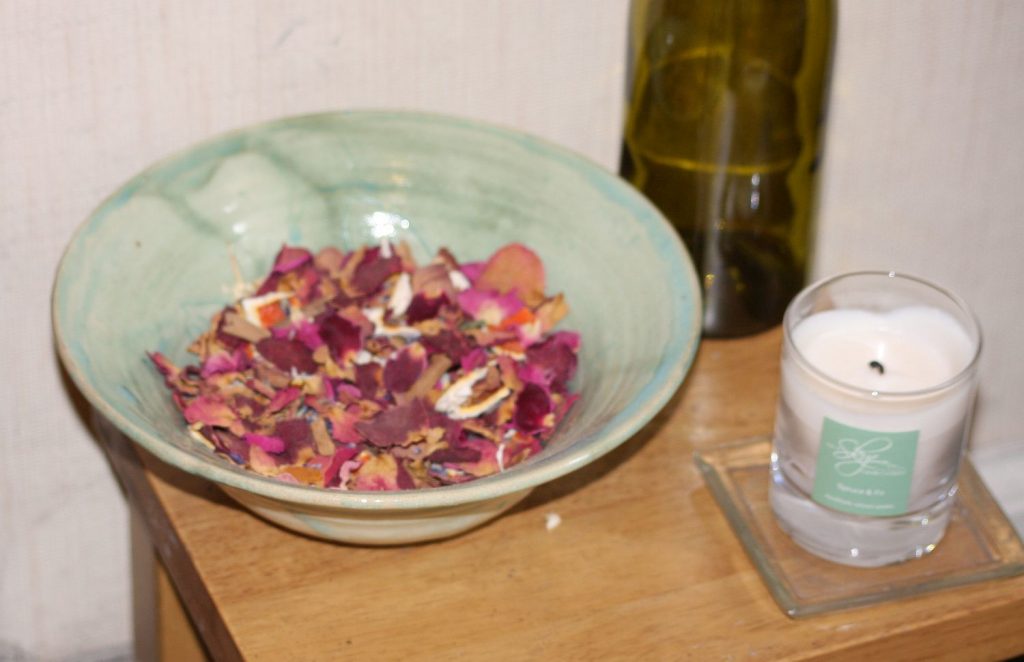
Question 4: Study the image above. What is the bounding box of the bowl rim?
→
[52,109,702,510]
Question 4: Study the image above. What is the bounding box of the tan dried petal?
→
[311,417,335,456]
[536,293,569,332]
[222,310,271,343]
[338,246,366,297]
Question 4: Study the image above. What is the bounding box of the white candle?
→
[776,307,977,515]
[770,272,982,566]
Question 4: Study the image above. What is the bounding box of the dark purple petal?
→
[352,253,402,295]
[207,427,251,464]
[395,461,416,490]
[255,337,317,374]
[355,399,429,448]
[323,446,360,487]
[405,293,448,324]
[355,363,383,400]
[427,445,482,464]
[514,383,552,433]
[275,418,313,447]
[383,344,427,394]
[524,333,578,392]
[422,330,476,365]
[318,314,362,362]
[271,245,313,274]
[254,272,283,296]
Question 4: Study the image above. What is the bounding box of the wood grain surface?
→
[108,329,1024,660]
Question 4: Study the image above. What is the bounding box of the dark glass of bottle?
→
[621,0,835,337]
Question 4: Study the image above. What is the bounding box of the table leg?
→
[131,507,210,662]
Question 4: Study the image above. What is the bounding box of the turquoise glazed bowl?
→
[53,111,701,544]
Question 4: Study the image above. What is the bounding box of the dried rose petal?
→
[457,289,524,326]
[352,251,402,295]
[271,245,313,274]
[324,405,363,443]
[405,293,448,324]
[200,348,250,378]
[422,329,476,365]
[355,399,429,448]
[476,243,545,305]
[383,343,427,394]
[291,320,325,351]
[316,313,360,362]
[351,453,401,491]
[524,331,579,391]
[255,337,317,374]
[513,383,553,433]
[460,348,489,372]
[266,386,301,414]
[244,432,286,454]
[183,395,236,428]
[275,418,313,447]
[151,241,579,492]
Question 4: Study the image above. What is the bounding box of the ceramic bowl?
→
[53,111,701,544]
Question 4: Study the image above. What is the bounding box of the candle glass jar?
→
[770,272,982,567]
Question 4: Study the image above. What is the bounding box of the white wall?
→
[1,1,1021,658]
[813,1,1024,448]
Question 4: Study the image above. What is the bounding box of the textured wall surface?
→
[1,0,1021,659]
[812,1,1024,447]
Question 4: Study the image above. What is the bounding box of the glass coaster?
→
[694,437,1024,618]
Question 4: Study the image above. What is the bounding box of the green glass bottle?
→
[622,0,835,337]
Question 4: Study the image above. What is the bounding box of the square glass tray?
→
[694,437,1024,618]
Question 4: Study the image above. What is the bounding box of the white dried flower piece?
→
[363,306,421,339]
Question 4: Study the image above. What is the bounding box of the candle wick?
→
[869,360,885,375]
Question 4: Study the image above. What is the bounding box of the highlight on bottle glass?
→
[769,271,982,567]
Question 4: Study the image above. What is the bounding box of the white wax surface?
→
[791,307,975,392]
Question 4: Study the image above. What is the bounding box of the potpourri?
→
[149,242,579,490]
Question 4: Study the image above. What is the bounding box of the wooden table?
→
[105,329,1024,660]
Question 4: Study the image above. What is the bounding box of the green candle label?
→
[811,418,919,517]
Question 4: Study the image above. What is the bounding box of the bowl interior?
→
[54,111,701,508]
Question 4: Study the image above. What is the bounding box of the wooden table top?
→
[106,328,1024,661]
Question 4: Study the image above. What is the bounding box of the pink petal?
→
[293,320,325,351]
[460,347,489,372]
[200,348,250,378]
[243,432,286,454]
[271,245,313,274]
[457,289,523,326]
[459,261,484,283]
[266,387,301,413]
